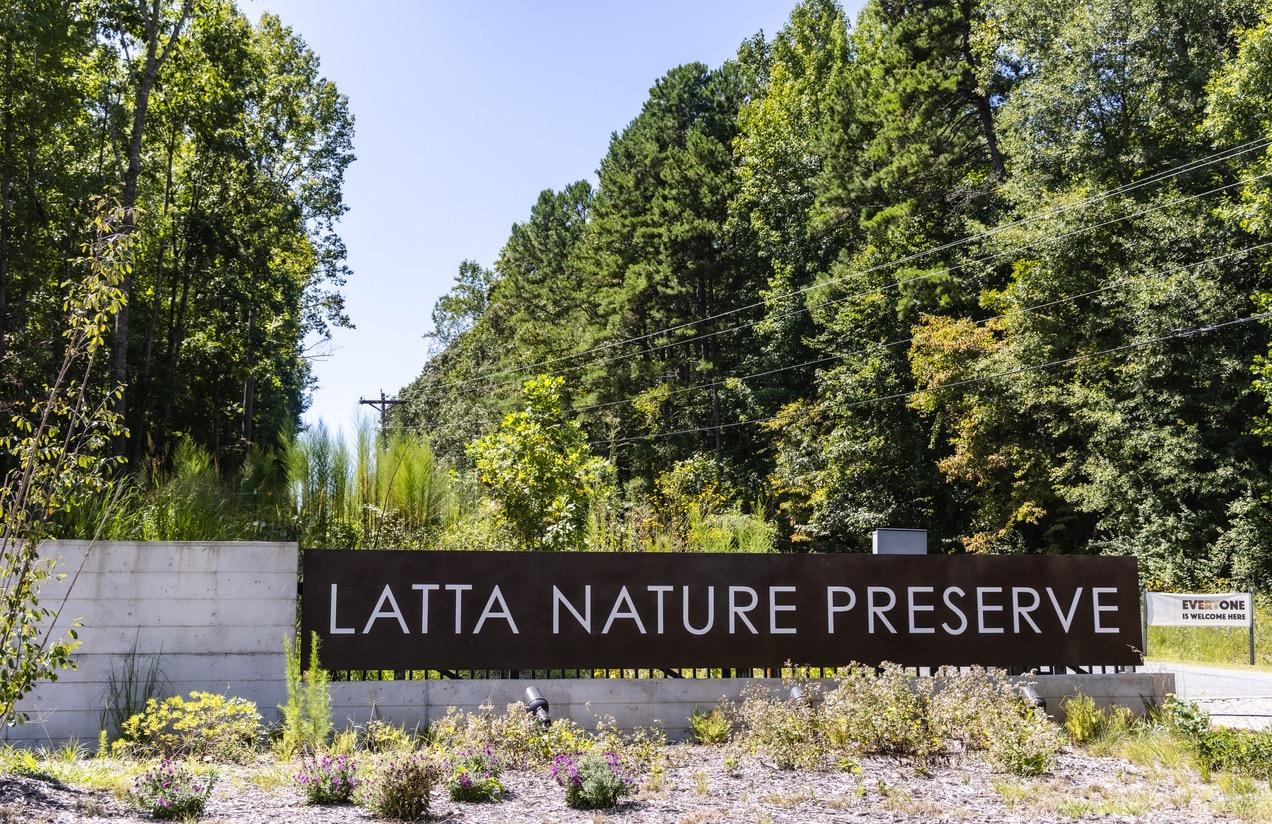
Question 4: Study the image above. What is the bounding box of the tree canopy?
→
[0,0,353,467]
[401,0,1272,589]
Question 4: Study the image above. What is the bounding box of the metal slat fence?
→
[329,664,1136,681]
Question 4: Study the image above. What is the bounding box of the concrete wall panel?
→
[3,541,297,747]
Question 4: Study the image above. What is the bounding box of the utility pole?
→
[359,390,405,447]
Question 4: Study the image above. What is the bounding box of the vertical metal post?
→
[1141,588,1149,660]
[1250,591,1256,666]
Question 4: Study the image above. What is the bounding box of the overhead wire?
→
[589,310,1272,448]
[570,240,1272,416]
[431,166,1272,400]
[407,137,1272,398]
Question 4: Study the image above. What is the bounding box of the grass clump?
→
[364,751,441,821]
[361,718,416,752]
[689,702,733,744]
[986,708,1062,776]
[729,663,1061,775]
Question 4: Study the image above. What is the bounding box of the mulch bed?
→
[0,746,1230,823]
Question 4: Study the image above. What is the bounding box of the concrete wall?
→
[330,672,1176,741]
[3,540,1173,746]
[3,540,297,747]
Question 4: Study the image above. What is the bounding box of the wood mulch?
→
[0,746,1234,823]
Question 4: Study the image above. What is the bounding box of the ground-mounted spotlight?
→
[1021,685,1047,711]
[524,685,551,726]
[789,684,806,703]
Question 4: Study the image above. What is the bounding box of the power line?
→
[425,167,1272,399]
[571,240,1272,416]
[410,138,1272,397]
[589,310,1272,448]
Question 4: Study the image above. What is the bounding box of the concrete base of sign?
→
[330,672,1175,741]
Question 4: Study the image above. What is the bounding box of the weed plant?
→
[445,746,505,802]
[689,703,733,744]
[364,752,441,821]
[551,751,635,810]
[127,759,215,820]
[294,753,359,804]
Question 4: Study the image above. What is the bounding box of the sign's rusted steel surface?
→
[301,550,1143,670]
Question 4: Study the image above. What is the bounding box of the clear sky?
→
[245,0,809,433]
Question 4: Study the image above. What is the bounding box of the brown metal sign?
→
[300,550,1143,670]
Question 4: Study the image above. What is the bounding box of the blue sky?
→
[246,0,816,433]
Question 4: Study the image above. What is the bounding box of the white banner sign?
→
[1146,592,1253,627]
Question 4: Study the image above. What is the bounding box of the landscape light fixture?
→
[524,685,551,726]
[1021,685,1047,711]
[789,684,806,703]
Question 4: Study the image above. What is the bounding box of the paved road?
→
[1143,662,1272,729]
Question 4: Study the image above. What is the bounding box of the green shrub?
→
[551,751,635,810]
[362,718,415,753]
[590,712,667,776]
[1161,694,1211,741]
[734,682,828,770]
[127,759,215,820]
[1198,727,1272,779]
[279,632,332,757]
[987,709,1062,776]
[119,691,261,761]
[445,746,505,802]
[1062,693,1105,744]
[429,701,589,768]
[926,666,1029,752]
[294,753,359,804]
[689,703,733,744]
[365,752,441,821]
[823,663,934,760]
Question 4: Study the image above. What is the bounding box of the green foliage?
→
[360,718,416,753]
[1198,727,1272,780]
[294,753,359,805]
[468,375,610,550]
[445,746,505,803]
[1,199,131,725]
[733,681,829,770]
[101,644,168,738]
[552,751,636,810]
[428,701,589,769]
[1160,695,1212,742]
[127,759,216,820]
[729,664,1059,773]
[1061,694,1106,744]
[287,423,469,550]
[689,703,734,744]
[279,632,332,757]
[385,0,1272,588]
[0,2,354,470]
[364,752,441,821]
[823,664,1032,761]
[119,691,262,761]
[986,709,1063,777]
